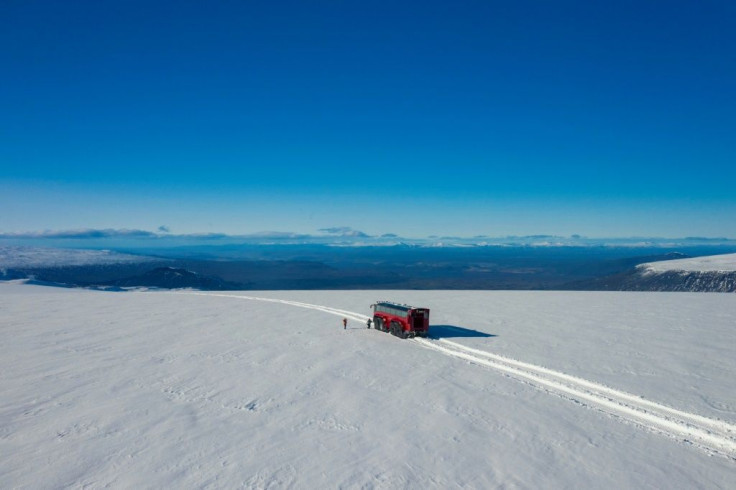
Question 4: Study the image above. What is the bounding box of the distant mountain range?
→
[2,246,735,292]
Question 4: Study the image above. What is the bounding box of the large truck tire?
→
[374,317,383,332]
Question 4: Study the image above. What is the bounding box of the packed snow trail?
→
[414,338,736,459]
[185,292,371,323]
[176,292,736,460]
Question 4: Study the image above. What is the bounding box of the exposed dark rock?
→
[564,268,736,292]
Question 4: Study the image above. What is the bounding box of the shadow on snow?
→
[428,325,496,339]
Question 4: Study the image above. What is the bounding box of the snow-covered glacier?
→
[1,283,735,488]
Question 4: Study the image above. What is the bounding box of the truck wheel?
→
[374,317,383,332]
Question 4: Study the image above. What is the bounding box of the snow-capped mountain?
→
[566,253,736,292]
[630,253,736,292]
[638,252,736,273]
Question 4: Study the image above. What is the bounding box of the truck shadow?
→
[428,325,496,339]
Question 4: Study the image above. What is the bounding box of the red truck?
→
[371,301,430,339]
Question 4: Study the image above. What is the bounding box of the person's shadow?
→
[428,325,496,339]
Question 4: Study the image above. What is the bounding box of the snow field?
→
[1,283,735,488]
[415,338,736,457]
[640,253,736,272]
[191,291,736,458]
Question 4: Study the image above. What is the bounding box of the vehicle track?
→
[414,337,736,459]
[178,292,736,459]
[185,292,370,324]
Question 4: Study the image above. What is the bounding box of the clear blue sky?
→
[2,1,735,238]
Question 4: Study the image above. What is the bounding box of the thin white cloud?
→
[0,228,158,239]
[0,229,733,248]
[318,227,370,237]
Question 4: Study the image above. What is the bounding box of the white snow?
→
[639,253,736,273]
[0,246,157,268]
[1,283,735,488]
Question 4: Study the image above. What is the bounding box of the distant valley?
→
[3,245,736,292]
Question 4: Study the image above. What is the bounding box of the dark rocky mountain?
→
[631,270,736,292]
[564,268,736,292]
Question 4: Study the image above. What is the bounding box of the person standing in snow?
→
[343,318,347,329]
[366,318,372,329]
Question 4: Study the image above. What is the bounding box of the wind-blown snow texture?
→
[1,283,735,488]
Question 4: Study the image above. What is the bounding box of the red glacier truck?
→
[370,301,430,339]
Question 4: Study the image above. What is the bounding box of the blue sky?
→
[2,1,735,238]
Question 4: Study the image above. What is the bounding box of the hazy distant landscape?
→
[3,244,736,291]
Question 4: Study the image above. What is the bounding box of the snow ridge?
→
[639,253,736,273]
[175,292,736,460]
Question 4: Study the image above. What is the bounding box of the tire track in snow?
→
[438,339,735,436]
[184,292,370,324]
[177,292,736,459]
[414,338,736,459]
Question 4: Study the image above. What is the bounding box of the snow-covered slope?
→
[0,246,167,288]
[1,283,735,488]
[0,246,156,268]
[628,253,736,292]
[640,253,736,273]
